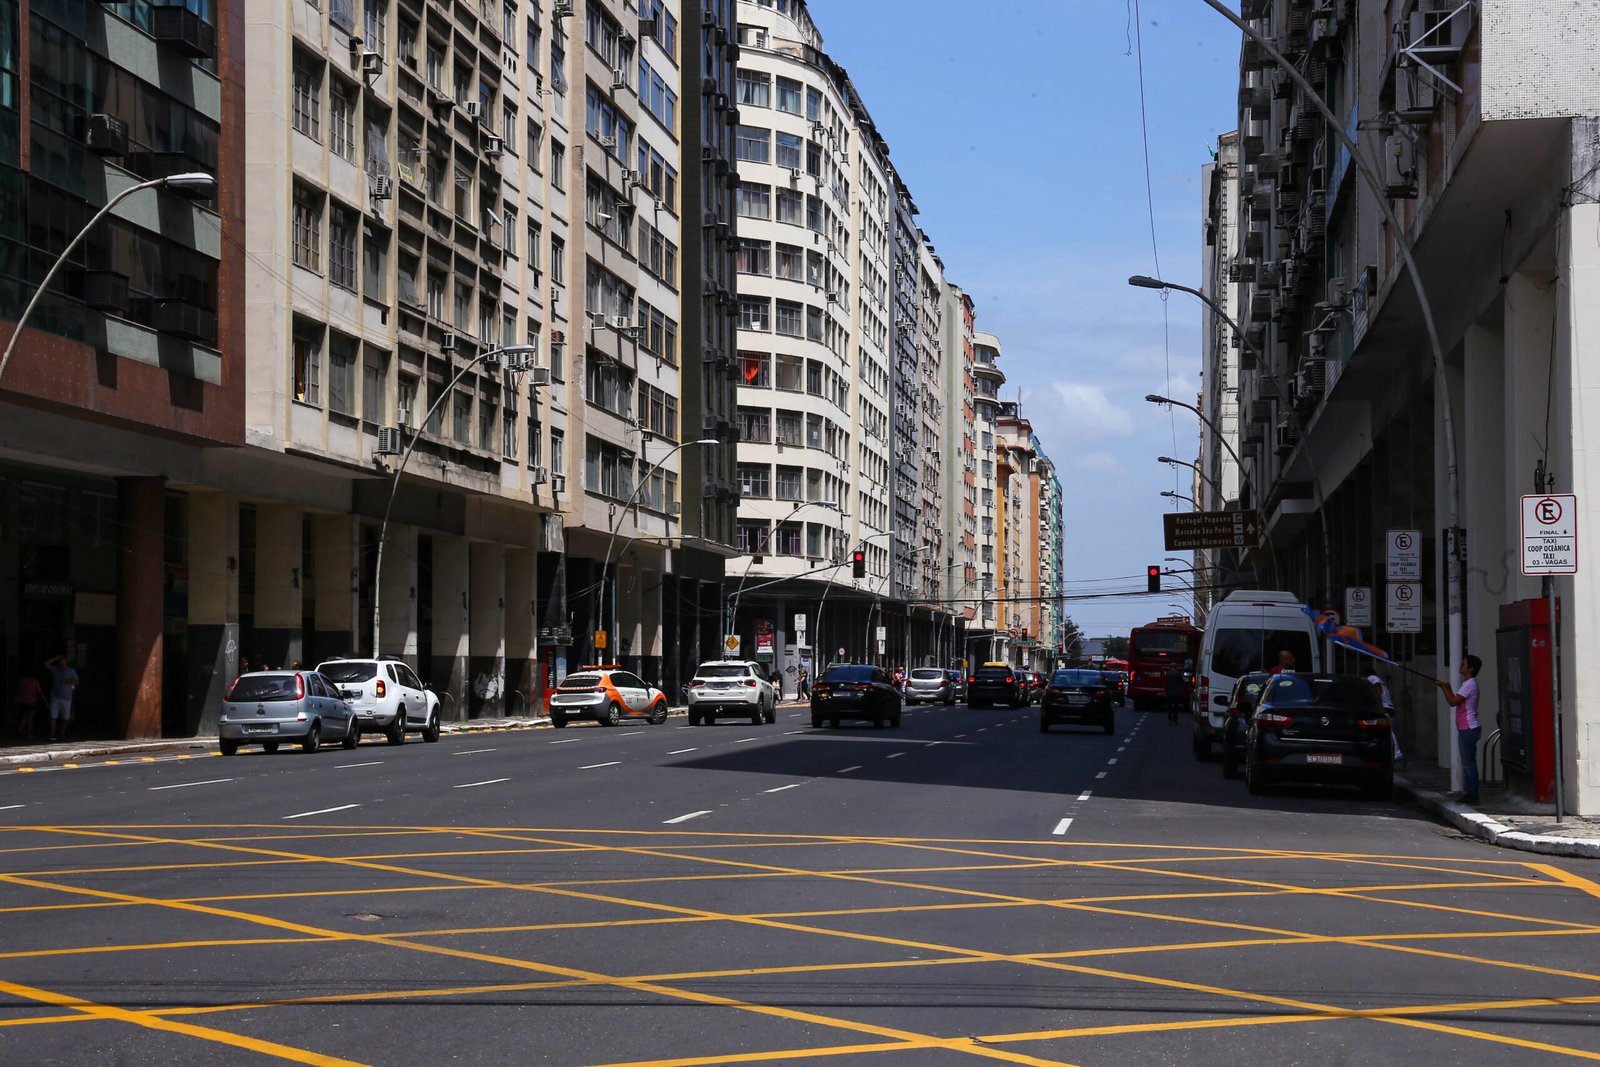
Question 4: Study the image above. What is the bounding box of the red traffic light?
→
[1147,565,1161,594]
[851,549,866,578]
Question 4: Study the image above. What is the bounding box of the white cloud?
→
[1075,450,1126,475]
[1049,382,1136,441]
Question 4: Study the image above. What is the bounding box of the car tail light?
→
[687,679,704,688]
[1256,711,1292,729]
[1004,676,1014,684]
[745,679,758,688]
[1045,687,1062,698]
[1093,688,1107,698]
[1357,716,1391,732]
[855,684,873,692]
[1197,674,1209,710]
[292,673,305,699]
[968,676,976,684]
[375,679,386,698]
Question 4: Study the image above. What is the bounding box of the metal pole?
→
[1549,576,1564,823]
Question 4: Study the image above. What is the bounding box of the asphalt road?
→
[4,701,1600,1066]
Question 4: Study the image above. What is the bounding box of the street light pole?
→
[602,437,720,662]
[1160,489,1197,507]
[1157,454,1223,500]
[724,499,842,641]
[371,344,539,658]
[0,172,217,385]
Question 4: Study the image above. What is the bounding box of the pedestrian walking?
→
[797,666,810,700]
[12,672,44,739]
[1164,664,1185,724]
[44,653,79,743]
[1434,654,1483,804]
[1368,673,1401,762]
[770,670,783,701]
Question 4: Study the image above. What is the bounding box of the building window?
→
[737,406,771,443]
[774,353,802,390]
[738,297,770,332]
[736,238,770,276]
[329,207,357,291]
[737,521,771,554]
[292,51,321,141]
[775,188,802,225]
[292,188,321,272]
[736,69,769,108]
[775,300,802,338]
[550,141,566,191]
[775,131,802,171]
[775,466,803,500]
[775,522,802,555]
[735,125,769,163]
[363,225,388,299]
[328,335,357,415]
[775,76,802,115]
[584,436,635,499]
[293,330,322,405]
[738,350,771,388]
[738,464,770,498]
[736,181,770,219]
[329,80,355,160]
[775,243,803,281]
[362,350,388,423]
[551,428,566,474]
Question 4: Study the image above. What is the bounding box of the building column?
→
[253,504,303,671]
[114,476,165,738]
[432,533,470,720]
[1462,323,1506,753]
[311,513,358,663]
[379,523,418,661]
[185,490,239,735]
[505,547,536,716]
[469,541,505,718]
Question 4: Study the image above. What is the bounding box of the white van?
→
[1192,590,1321,759]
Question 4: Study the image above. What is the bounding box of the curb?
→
[0,740,212,766]
[1395,775,1600,859]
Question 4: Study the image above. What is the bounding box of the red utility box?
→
[1495,597,1560,804]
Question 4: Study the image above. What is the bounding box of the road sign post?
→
[1345,586,1373,628]
[1386,529,1421,581]
[1386,581,1421,634]
[723,634,741,656]
[1520,493,1576,822]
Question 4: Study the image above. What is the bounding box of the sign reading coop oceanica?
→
[1521,494,1577,576]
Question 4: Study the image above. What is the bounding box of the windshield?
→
[821,666,875,683]
[697,665,752,678]
[559,674,603,689]
[1132,630,1191,657]
[227,675,298,701]
[1053,670,1103,686]
[317,662,377,683]
[1209,629,1315,679]
[1260,675,1381,709]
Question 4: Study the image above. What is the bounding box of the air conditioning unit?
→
[531,465,550,485]
[611,67,627,91]
[774,434,792,447]
[549,285,562,304]
[440,332,458,352]
[375,427,404,455]
[596,135,617,150]
[1274,420,1300,453]
[526,367,552,387]
[369,174,393,199]
[550,473,568,493]
[666,501,681,515]
[84,113,129,157]
[361,51,383,78]
[638,17,658,39]
[552,0,574,19]
[483,136,505,157]
[464,100,483,120]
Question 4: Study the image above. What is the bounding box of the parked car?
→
[317,657,441,744]
[810,664,902,728]
[1040,669,1116,734]
[685,660,776,725]
[218,671,359,755]
[1030,670,1049,704]
[1220,671,1272,779]
[967,663,1028,708]
[1100,669,1128,707]
[1244,673,1394,798]
[945,669,968,703]
[905,667,956,705]
[549,666,670,727]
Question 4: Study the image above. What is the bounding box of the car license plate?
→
[244,725,274,735]
[1306,753,1342,765]
[1067,694,1087,705]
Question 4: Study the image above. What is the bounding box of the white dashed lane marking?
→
[454,778,511,789]
[764,783,801,793]
[667,748,698,755]
[1052,817,1074,836]
[837,766,861,774]
[453,748,497,756]
[149,778,232,791]
[663,810,712,824]
[579,762,622,770]
[283,804,361,820]
[1078,791,1093,801]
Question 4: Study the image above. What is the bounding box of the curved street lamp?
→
[1160,489,1197,507]
[1157,454,1223,499]
[0,172,217,384]
[370,343,540,657]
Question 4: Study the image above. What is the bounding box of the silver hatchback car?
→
[905,667,956,705]
[217,671,359,756]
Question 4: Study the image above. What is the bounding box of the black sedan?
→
[1244,673,1395,798]
[1040,669,1116,734]
[810,664,903,728]
[1220,671,1272,779]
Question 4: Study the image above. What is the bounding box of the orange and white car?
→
[549,665,670,728]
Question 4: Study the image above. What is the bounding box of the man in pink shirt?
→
[1435,654,1482,804]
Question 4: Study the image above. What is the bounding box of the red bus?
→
[1127,616,1202,709]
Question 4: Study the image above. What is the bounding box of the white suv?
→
[316,658,441,744]
[686,661,776,725]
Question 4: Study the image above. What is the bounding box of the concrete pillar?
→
[253,504,304,670]
[1436,356,1466,777]
[1462,323,1505,749]
[115,476,165,738]
[312,513,358,663]
[505,547,536,716]
[469,542,505,718]
[432,533,470,720]
[1505,274,1558,605]
[378,524,418,660]
[186,490,239,734]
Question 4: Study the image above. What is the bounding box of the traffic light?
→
[1147,565,1161,593]
[1021,628,1029,640]
[851,549,866,578]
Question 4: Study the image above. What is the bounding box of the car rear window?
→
[1208,628,1315,678]
[910,669,945,680]
[318,662,377,683]
[1052,670,1103,686]
[227,675,298,701]
[974,667,1015,680]
[1261,675,1379,708]
[697,665,751,678]
[821,666,874,684]
[559,673,603,689]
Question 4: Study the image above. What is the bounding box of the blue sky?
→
[807,0,1242,637]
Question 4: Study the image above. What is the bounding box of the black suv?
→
[967,663,1027,709]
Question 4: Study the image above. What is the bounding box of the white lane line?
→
[453,748,498,756]
[579,762,622,770]
[733,737,759,744]
[837,765,861,774]
[335,761,385,769]
[149,778,233,791]
[0,804,24,811]
[886,752,906,759]
[954,734,967,739]
[619,731,644,736]
[764,783,801,793]
[283,804,362,820]
[1095,771,1108,779]
[1118,747,1127,753]
[676,725,696,730]
[1108,758,1118,765]
[783,730,805,735]
[1052,817,1074,836]
[549,738,580,744]
[1078,791,1093,801]
[454,778,511,789]
[663,810,712,824]
[667,748,699,755]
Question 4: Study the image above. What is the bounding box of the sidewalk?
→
[1396,756,1600,859]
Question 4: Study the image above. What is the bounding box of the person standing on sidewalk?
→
[1368,673,1401,764]
[45,654,79,743]
[12,672,44,739]
[1434,654,1483,804]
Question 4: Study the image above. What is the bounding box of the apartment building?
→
[970,329,1005,661]
[939,283,979,665]
[0,1,238,738]
[1217,0,1600,809]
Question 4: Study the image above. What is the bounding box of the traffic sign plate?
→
[1521,494,1577,575]
[1386,581,1421,633]
[1345,586,1373,628]
[1386,529,1421,581]
[1163,510,1259,551]
[723,634,741,655]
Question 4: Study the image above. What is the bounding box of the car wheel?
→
[830,718,840,728]
[551,714,568,728]
[1221,749,1240,780]
[341,720,360,749]
[751,704,763,725]
[263,741,280,754]
[1245,759,1267,795]
[601,701,622,727]
[301,722,321,753]
[811,717,823,728]
[1040,719,1050,733]
[219,738,239,756]
[386,712,405,746]
[422,711,440,742]
[1103,715,1115,735]
[649,701,668,725]
[1192,728,1208,760]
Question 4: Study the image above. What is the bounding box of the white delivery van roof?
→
[1218,589,1304,607]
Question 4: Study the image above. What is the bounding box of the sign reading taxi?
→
[1521,494,1578,575]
